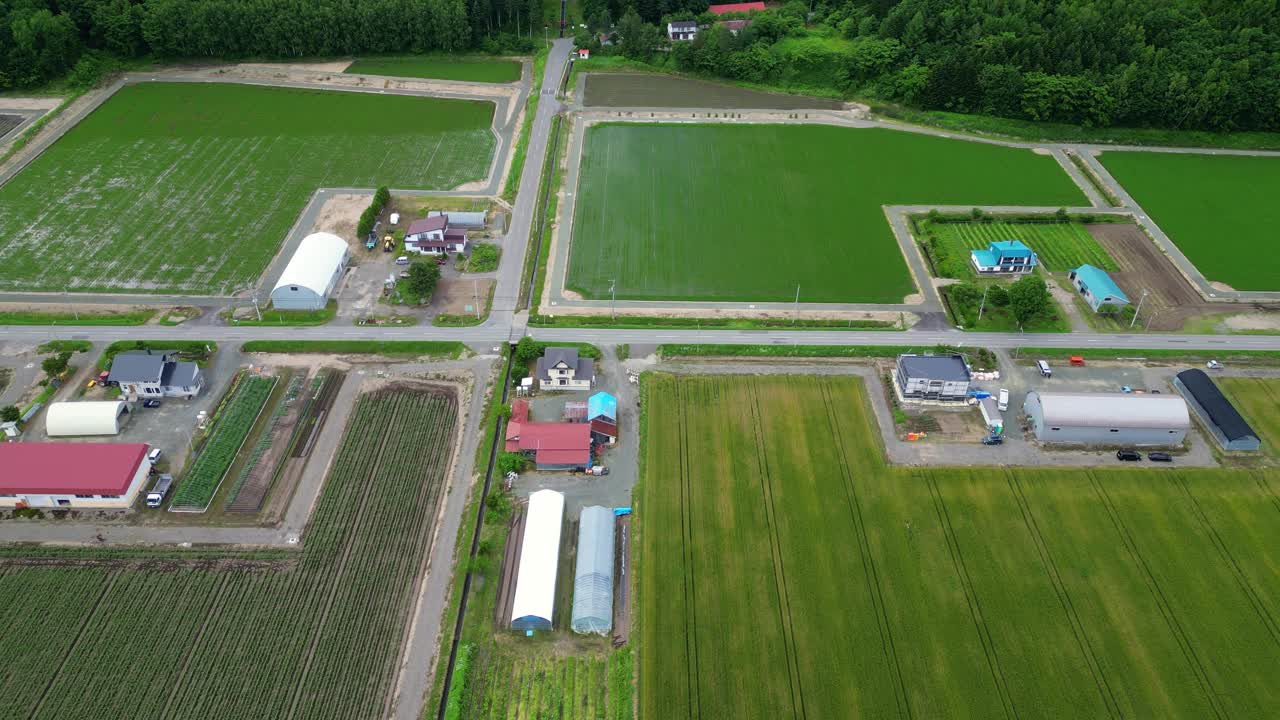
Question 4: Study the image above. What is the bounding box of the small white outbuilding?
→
[269,232,350,311]
[511,489,565,633]
[45,401,130,437]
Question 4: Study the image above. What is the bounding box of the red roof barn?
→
[0,442,149,497]
[708,2,765,14]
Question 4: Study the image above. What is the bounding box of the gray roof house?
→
[107,350,205,400]
[894,354,971,402]
[536,348,594,391]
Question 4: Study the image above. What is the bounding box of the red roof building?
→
[708,2,765,14]
[506,421,592,469]
[0,443,151,507]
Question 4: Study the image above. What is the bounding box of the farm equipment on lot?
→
[382,236,394,252]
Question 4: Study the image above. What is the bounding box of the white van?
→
[394,256,409,266]
[1037,360,1052,378]
[147,447,162,464]
[997,388,1010,411]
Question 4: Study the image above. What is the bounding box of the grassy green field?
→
[345,56,521,83]
[920,220,1118,278]
[1218,377,1280,456]
[567,124,1084,303]
[0,388,458,719]
[1099,151,1280,291]
[0,82,494,294]
[640,373,1280,719]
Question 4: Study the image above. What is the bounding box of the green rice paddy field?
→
[0,82,494,294]
[640,373,1280,719]
[1100,151,1280,291]
[1219,377,1280,457]
[567,125,1084,303]
[922,220,1118,278]
[345,56,521,83]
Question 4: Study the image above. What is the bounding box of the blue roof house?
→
[587,392,617,421]
[970,240,1037,274]
[1069,264,1130,312]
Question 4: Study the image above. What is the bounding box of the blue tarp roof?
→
[588,392,617,420]
[1072,264,1129,303]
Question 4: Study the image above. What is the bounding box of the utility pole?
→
[793,284,800,325]
[473,279,481,319]
[609,279,617,320]
[977,285,990,322]
[252,295,262,322]
[1129,289,1148,329]
[65,291,78,322]
[544,25,548,48]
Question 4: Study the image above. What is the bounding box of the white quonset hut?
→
[571,506,615,635]
[269,232,349,310]
[511,489,565,633]
[1023,391,1190,446]
[45,401,130,437]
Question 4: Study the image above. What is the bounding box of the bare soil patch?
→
[0,114,21,136]
[1222,312,1280,332]
[241,60,353,73]
[582,73,845,110]
[312,193,367,242]
[432,277,493,315]
[1087,223,1221,330]
[0,98,60,111]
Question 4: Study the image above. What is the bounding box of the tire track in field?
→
[158,573,234,720]
[819,381,911,720]
[1253,472,1280,518]
[745,379,806,720]
[1003,471,1123,720]
[675,378,701,720]
[1085,471,1227,720]
[922,471,1019,720]
[284,396,408,720]
[1171,474,1280,649]
[26,572,119,720]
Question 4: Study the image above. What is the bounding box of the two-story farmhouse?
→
[1069,264,1130,312]
[894,354,972,403]
[667,20,698,41]
[404,215,469,255]
[970,240,1038,274]
[107,350,205,401]
[536,348,595,391]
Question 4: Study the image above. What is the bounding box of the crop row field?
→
[171,373,276,510]
[919,219,1119,278]
[0,82,495,294]
[345,56,521,83]
[566,124,1084,304]
[451,645,633,719]
[1099,151,1280,292]
[0,387,458,719]
[639,373,1280,719]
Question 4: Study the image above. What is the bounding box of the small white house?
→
[270,232,349,310]
[536,348,595,391]
[405,215,469,255]
[668,20,698,40]
[107,351,205,401]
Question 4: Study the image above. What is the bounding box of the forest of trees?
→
[0,0,537,89]
[578,0,1280,133]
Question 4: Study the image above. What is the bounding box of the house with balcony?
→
[970,240,1037,274]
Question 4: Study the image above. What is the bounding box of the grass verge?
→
[225,300,336,326]
[240,340,465,358]
[0,309,155,325]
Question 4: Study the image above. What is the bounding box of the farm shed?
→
[571,506,615,635]
[1174,369,1261,451]
[895,354,971,403]
[1069,264,1130,312]
[978,397,1002,433]
[1023,391,1190,446]
[588,392,617,421]
[505,420,592,470]
[270,232,349,310]
[45,401,130,437]
[511,489,566,633]
[0,442,151,509]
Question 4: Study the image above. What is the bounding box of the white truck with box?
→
[146,474,174,508]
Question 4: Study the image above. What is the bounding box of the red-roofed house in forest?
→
[505,400,593,470]
[708,2,765,14]
[404,214,469,255]
[0,442,153,509]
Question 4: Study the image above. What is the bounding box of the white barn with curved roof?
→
[511,489,565,633]
[45,401,130,437]
[571,505,615,635]
[270,232,349,310]
[1023,391,1189,446]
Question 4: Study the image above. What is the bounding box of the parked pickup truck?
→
[146,474,174,508]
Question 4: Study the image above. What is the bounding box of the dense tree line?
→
[0,0,536,90]
[579,0,1280,133]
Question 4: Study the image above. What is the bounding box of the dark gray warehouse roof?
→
[1175,369,1257,442]
[897,354,970,382]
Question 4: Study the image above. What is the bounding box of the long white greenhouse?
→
[570,505,615,635]
[511,489,565,632]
